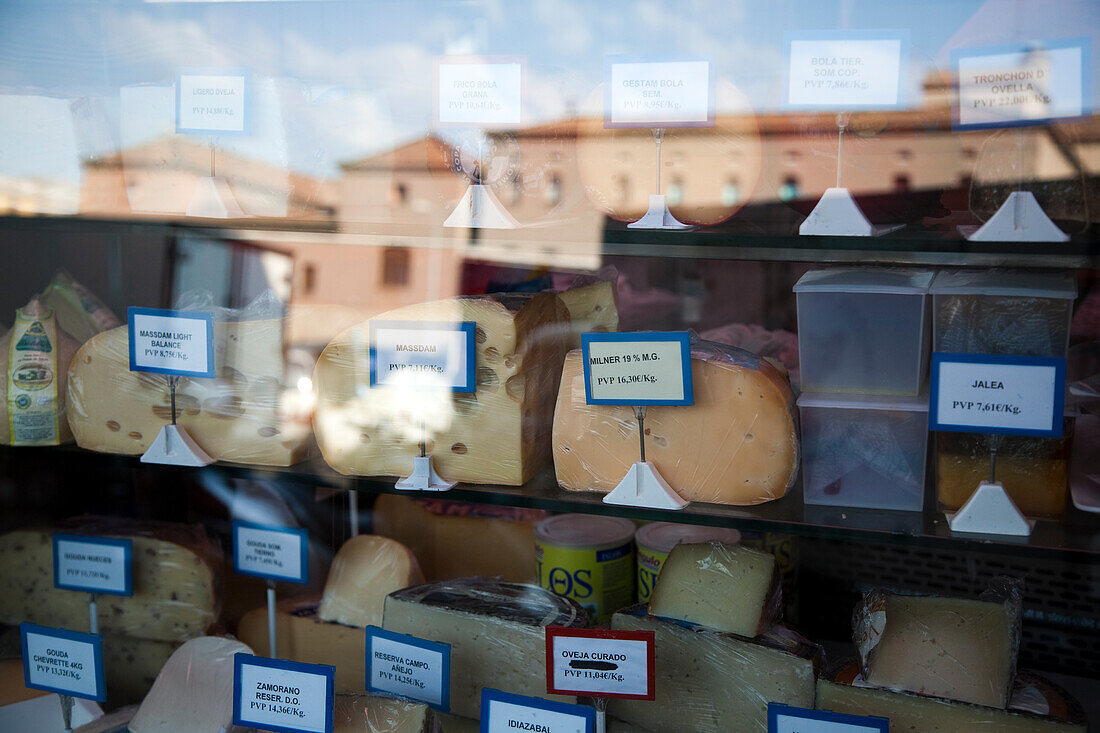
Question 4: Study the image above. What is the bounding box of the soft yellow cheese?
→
[314,293,570,485]
[553,342,798,505]
[334,694,435,733]
[0,518,220,642]
[318,535,423,628]
[66,319,311,466]
[648,541,778,638]
[557,280,619,348]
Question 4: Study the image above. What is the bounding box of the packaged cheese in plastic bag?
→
[42,269,121,344]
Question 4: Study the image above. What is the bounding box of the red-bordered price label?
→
[545,627,655,700]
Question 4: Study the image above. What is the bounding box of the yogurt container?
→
[535,514,636,624]
[635,522,741,603]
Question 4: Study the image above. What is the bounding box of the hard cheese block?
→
[101,635,179,708]
[314,293,570,485]
[0,517,221,642]
[128,636,252,733]
[557,279,619,348]
[608,607,818,732]
[383,579,588,720]
[42,270,121,344]
[237,596,365,694]
[334,694,435,733]
[648,541,779,638]
[553,340,798,504]
[855,588,1020,708]
[66,319,311,466]
[318,535,424,628]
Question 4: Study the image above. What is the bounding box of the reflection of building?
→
[0,174,79,215]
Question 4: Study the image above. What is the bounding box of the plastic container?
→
[534,514,635,624]
[798,391,929,511]
[635,522,741,603]
[794,268,934,395]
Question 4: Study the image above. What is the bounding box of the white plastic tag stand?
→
[628,129,691,230]
[603,406,688,510]
[395,424,456,492]
[946,444,1034,536]
[141,376,214,466]
[443,181,520,229]
[800,115,901,237]
[185,143,248,219]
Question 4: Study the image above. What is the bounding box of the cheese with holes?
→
[648,541,778,638]
[314,293,570,485]
[558,280,619,347]
[553,341,798,505]
[609,607,818,732]
[66,319,310,466]
[318,535,423,628]
[129,636,252,733]
[334,694,435,733]
[237,596,364,693]
[0,518,220,642]
[42,271,121,344]
[382,579,587,719]
[856,589,1020,708]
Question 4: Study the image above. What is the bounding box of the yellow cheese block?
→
[42,270,121,344]
[553,341,798,505]
[557,280,619,348]
[315,293,570,485]
[334,694,435,733]
[101,635,179,708]
[66,319,311,466]
[318,535,424,628]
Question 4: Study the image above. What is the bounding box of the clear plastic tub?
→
[798,391,929,511]
[794,268,934,395]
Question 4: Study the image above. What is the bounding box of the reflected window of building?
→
[614,174,631,204]
[667,179,683,206]
[783,149,802,164]
[393,183,408,206]
[545,174,562,207]
[381,247,410,288]
[302,263,317,294]
[963,147,978,161]
[894,173,911,192]
[721,181,740,207]
[896,148,913,161]
[778,176,800,201]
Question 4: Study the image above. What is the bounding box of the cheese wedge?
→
[66,319,311,466]
[314,293,570,485]
[318,535,424,628]
[557,280,619,347]
[383,579,587,719]
[42,270,121,344]
[648,541,779,638]
[553,341,798,505]
[0,518,221,642]
[334,694,435,733]
[101,635,179,707]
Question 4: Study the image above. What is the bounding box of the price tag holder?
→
[929,353,1065,438]
[53,534,132,596]
[128,307,215,378]
[435,56,524,128]
[176,68,250,135]
[604,58,715,129]
[233,520,309,584]
[581,332,693,407]
[364,626,450,711]
[369,321,476,393]
[545,627,655,700]
[480,688,595,733]
[20,623,105,702]
[233,654,334,733]
[783,30,908,110]
[769,703,887,732]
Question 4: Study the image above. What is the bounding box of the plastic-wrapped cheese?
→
[554,340,798,504]
[66,318,311,466]
[0,517,221,642]
[318,534,424,628]
[42,270,121,344]
[382,579,588,719]
[334,694,435,733]
[557,279,619,348]
[314,293,570,485]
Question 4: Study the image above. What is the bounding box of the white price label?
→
[127,308,215,378]
[233,654,334,733]
[785,33,906,109]
[176,70,249,134]
[606,60,713,128]
[370,321,475,392]
[481,689,594,733]
[546,628,654,699]
[582,332,694,406]
[436,59,522,127]
[232,521,309,584]
[53,534,132,596]
[20,624,105,702]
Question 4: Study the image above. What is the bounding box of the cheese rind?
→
[334,694,435,733]
[608,607,818,732]
[318,535,424,628]
[315,293,570,485]
[382,579,588,719]
[553,341,798,504]
[648,541,778,638]
[0,518,221,642]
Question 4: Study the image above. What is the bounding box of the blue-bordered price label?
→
[20,623,105,702]
[127,307,216,378]
[176,67,251,135]
[233,654,334,733]
[581,332,694,406]
[480,689,595,733]
[604,57,715,129]
[232,520,309,584]
[53,534,132,596]
[369,321,476,393]
[929,353,1065,438]
[769,703,888,732]
[365,626,451,711]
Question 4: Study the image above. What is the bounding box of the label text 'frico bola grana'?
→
[365,626,450,710]
[53,533,132,596]
[234,654,334,733]
[436,59,523,127]
[127,308,215,378]
[20,623,106,702]
[232,520,309,584]
[581,332,694,406]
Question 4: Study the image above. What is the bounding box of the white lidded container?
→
[798,391,929,511]
[794,268,934,395]
[634,522,741,603]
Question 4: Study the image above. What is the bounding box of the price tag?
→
[20,623,105,702]
[53,534,132,596]
[364,626,450,711]
[581,332,693,406]
[233,654,334,733]
[369,321,476,393]
[480,689,595,733]
[435,57,523,128]
[929,353,1065,438]
[232,520,309,584]
[176,68,250,135]
[127,307,215,378]
[545,627,655,700]
[784,31,908,109]
[605,58,715,128]
[953,38,1089,129]
[769,703,888,732]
